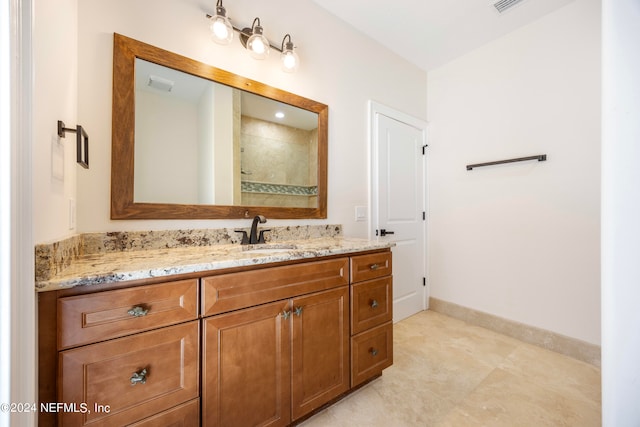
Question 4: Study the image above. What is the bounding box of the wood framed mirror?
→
[111,33,328,219]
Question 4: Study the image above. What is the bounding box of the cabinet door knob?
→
[130,368,148,385]
[294,306,304,316]
[370,263,379,270]
[127,306,149,317]
[369,348,379,357]
[370,299,379,309]
[281,310,291,320]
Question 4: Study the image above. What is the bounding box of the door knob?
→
[377,229,395,237]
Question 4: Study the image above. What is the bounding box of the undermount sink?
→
[241,244,297,254]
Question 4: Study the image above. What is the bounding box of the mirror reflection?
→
[111,33,328,220]
[134,59,319,208]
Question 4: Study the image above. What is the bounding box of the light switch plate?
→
[69,198,76,230]
[355,206,367,222]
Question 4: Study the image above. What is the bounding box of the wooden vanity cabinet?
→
[39,249,393,426]
[201,259,350,426]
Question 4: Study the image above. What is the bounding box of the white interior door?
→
[371,102,426,322]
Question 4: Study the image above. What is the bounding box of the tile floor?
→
[300,310,601,427]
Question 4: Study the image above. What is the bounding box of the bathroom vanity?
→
[34,33,394,427]
[37,232,393,426]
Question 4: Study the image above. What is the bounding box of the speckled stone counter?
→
[35,225,393,292]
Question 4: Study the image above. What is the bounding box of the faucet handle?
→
[257,229,271,244]
[234,230,249,245]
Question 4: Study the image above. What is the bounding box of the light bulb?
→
[209,5,233,45]
[280,36,299,73]
[247,30,269,60]
[281,50,299,72]
[251,38,265,54]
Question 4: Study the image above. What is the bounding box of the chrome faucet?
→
[235,215,269,245]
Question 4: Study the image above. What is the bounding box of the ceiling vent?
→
[493,0,526,13]
[147,75,174,92]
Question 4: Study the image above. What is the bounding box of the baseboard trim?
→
[428,297,601,367]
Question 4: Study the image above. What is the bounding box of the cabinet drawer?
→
[58,279,198,349]
[202,257,349,316]
[350,251,392,283]
[59,321,199,427]
[127,398,200,427]
[351,277,393,335]
[351,322,393,387]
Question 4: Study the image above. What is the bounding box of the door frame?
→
[1,0,36,424]
[368,100,429,312]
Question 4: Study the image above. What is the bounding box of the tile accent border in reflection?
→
[429,297,601,367]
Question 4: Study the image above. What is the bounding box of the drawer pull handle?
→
[281,310,291,320]
[370,299,379,309]
[294,306,304,316]
[369,348,379,357]
[130,368,147,385]
[127,306,149,317]
[370,263,379,270]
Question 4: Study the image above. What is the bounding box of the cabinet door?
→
[291,286,350,421]
[202,300,291,427]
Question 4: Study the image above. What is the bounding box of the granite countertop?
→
[35,237,393,292]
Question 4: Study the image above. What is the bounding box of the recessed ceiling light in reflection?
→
[275,111,285,119]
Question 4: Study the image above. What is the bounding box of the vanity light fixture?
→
[205,5,300,72]
[280,34,299,73]
[208,0,233,45]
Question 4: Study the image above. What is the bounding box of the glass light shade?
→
[209,7,233,45]
[247,27,269,59]
[281,48,299,72]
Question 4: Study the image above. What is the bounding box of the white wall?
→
[134,90,199,204]
[32,0,78,243]
[38,0,428,241]
[427,0,601,344]
[601,0,640,424]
